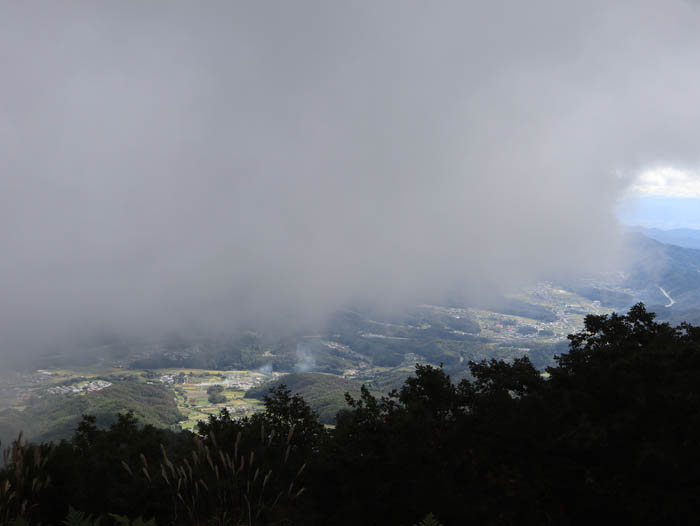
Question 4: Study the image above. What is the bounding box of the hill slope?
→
[0,381,182,446]
[627,226,700,250]
[244,372,371,424]
[623,233,700,309]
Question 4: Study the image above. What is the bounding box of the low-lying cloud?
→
[2,1,700,363]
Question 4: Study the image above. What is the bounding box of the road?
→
[657,285,676,307]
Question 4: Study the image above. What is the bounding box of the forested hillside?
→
[0,382,182,447]
[244,372,372,424]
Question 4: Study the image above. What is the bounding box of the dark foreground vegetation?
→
[3,304,700,525]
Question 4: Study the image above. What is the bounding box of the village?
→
[46,380,112,395]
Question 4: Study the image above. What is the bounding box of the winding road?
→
[657,285,676,307]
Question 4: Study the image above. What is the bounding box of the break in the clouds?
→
[2,1,700,358]
[618,168,700,228]
[628,168,700,198]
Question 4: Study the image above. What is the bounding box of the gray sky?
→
[2,1,700,358]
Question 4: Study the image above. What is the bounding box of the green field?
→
[162,368,270,430]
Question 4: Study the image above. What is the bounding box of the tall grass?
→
[125,423,305,525]
[0,434,52,525]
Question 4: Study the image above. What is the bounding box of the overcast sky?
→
[3,1,700,359]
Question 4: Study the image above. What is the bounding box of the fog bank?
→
[2,1,700,360]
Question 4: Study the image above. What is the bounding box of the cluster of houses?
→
[47,380,112,395]
[158,370,281,392]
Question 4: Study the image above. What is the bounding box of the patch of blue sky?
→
[617,167,700,229]
[618,196,700,230]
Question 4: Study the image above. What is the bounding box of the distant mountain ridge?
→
[622,232,700,309]
[558,232,700,324]
[625,226,700,250]
[550,232,700,324]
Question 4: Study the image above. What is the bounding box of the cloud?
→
[627,167,700,198]
[2,1,700,362]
